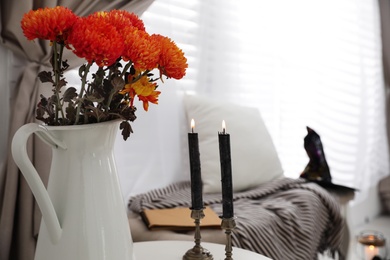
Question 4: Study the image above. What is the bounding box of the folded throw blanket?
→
[128,177,345,260]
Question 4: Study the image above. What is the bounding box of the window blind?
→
[141,0,200,91]
[141,0,389,194]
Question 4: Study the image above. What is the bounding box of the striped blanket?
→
[128,178,345,260]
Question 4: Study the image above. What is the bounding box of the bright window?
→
[139,0,389,197]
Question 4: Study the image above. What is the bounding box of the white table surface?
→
[133,240,272,260]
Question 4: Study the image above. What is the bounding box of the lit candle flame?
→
[222,120,226,134]
[365,245,379,259]
[191,119,195,133]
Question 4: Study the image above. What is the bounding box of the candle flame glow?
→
[191,119,195,133]
[222,120,226,134]
[365,245,379,259]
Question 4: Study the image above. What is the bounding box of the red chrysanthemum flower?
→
[106,10,145,33]
[152,34,188,80]
[122,28,160,71]
[21,6,78,42]
[67,14,124,67]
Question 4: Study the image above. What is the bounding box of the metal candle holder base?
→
[221,217,236,260]
[183,208,213,260]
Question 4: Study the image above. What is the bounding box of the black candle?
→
[188,119,203,210]
[218,120,234,219]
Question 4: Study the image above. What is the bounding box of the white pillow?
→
[183,94,284,193]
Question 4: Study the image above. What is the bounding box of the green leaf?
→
[38,71,54,84]
[56,78,67,91]
[130,66,136,75]
[39,95,48,106]
[50,94,58,103]
[79,64,87,77]
[95,67,105,79]
[63,87,78,102]
[85,106,108,122]
[119,121,133,140]
[36,106,46,119]
[62,60,69,70]
[65,103,76,123]
[120,106,137,122]
[85,94,105,103]
[111,76,125,92]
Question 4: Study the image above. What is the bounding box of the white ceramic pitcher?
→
[11,120,134,260]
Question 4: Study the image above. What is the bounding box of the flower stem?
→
[131,70,150,83]
[120,61,132,78]
[105,66,118,111]
[53,42,65,123]
[74,63,92,124]
[106,91,115,111]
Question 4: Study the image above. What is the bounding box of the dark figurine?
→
[300,126,332,182]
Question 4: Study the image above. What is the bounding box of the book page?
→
[141,206,221,231]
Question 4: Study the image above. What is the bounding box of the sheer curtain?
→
[115,0,389,206]
[0,1,153,259]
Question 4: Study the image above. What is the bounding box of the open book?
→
[141,206,221,231]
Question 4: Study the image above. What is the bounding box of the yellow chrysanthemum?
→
[121,73,160,111]
[138,90,160,111]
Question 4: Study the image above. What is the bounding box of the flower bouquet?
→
[21,6,188,140]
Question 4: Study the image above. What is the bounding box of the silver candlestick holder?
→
[220,217,236,260]
[183,208,213,260]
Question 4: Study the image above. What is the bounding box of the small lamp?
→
[356,230,387,260]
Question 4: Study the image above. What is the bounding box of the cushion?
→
[183,94,284,193]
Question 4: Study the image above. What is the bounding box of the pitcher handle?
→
[11,123,67,243]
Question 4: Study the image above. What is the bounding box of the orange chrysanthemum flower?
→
[106,10,145,33]
[20,7,188,138]
[21,6,78,42]
[67,15,124,67]
[122,28,160,71]
[152,34,188,80]
[138,90,161,111]
[121,73,160,111]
